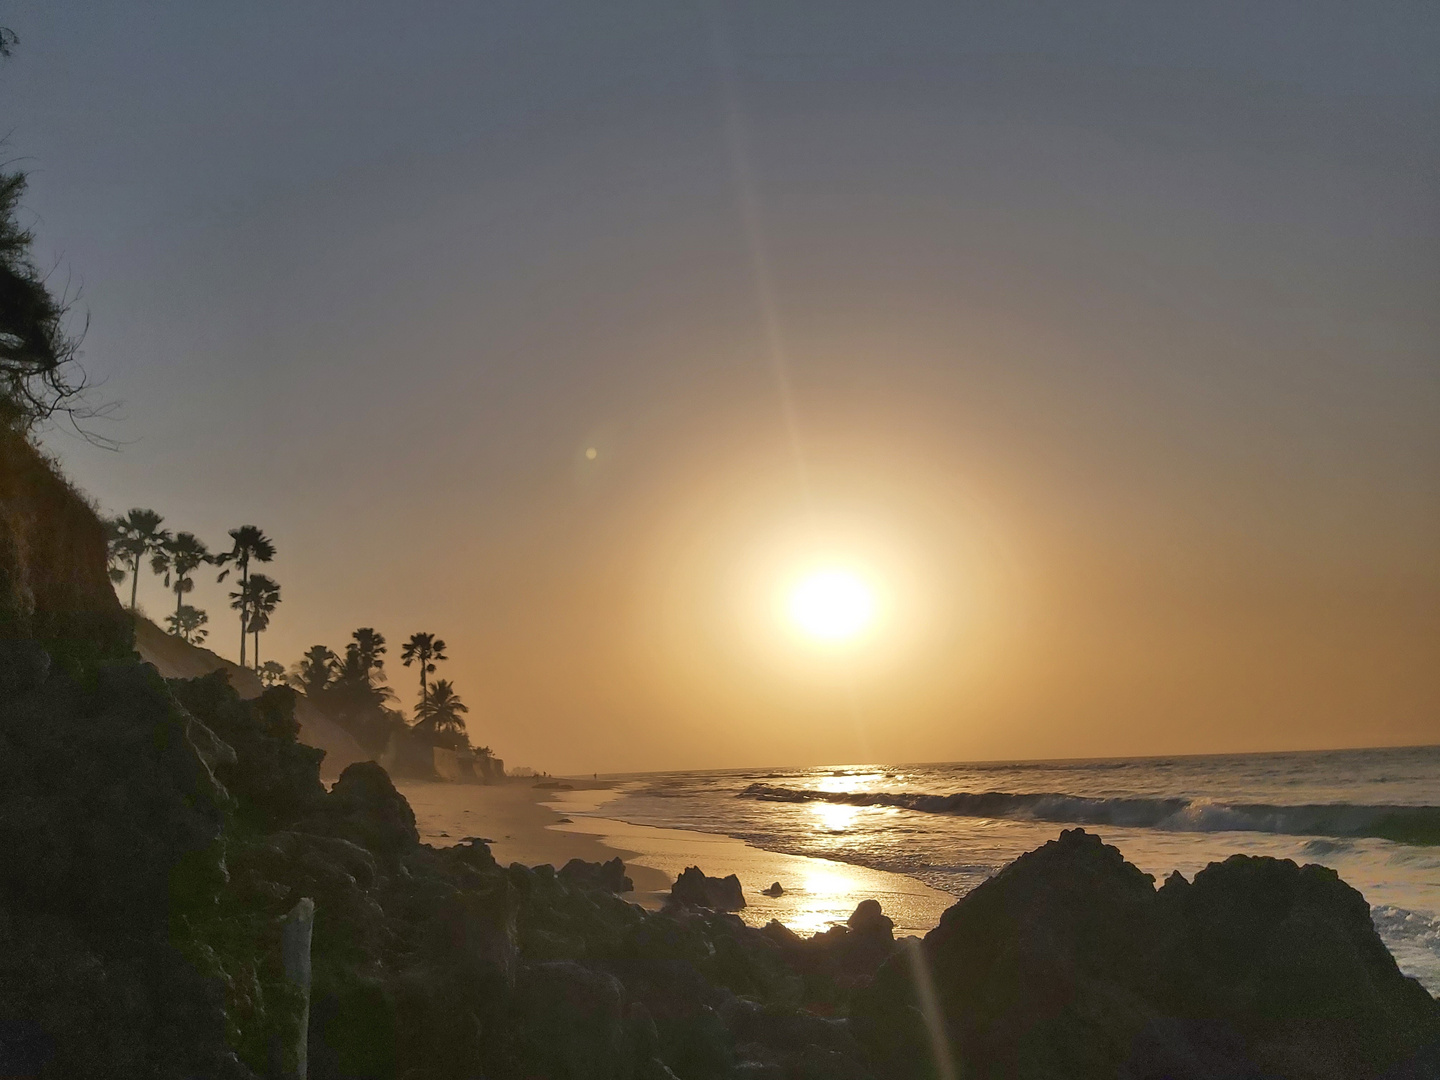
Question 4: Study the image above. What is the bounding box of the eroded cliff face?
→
[0,427,130,659]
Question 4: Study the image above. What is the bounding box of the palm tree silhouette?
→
[413,679,469,748]
[151,531,211,635]
[215,525,275,666]
[108,509,170,613]
[292,645,338,700]
[328,634,398,750]
[249,574,281,670]
[258,660,287,687]
[350,628,387,675]
[165,603,208,645]
[230,572,280,670]
[400,632,447,711]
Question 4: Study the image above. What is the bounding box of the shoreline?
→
[396,778,954,935]
[396,779,673,896]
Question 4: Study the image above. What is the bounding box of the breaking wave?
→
[738,783,1440,844]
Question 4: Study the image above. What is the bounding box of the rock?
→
[561,856,635,894]
[762,882,784,897]
[514,961,633,1079]
[853,828,1440,1080]
[670,867,746,911]
[302,760,419,859]
[1153,853,1440,1079]
[761,920,804,948]
[847,899,894,942]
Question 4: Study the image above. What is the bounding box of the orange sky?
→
[14,4,1438,772]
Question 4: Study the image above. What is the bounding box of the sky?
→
[4,2,1437,773]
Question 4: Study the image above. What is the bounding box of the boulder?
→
[848,899,894,942]
[561,856,635,894]
[301,760,419,860]
[670,867,746,911]
[853,828,1440,1080]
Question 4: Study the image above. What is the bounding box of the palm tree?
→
[400,632,447,711]
[292,645,337,700]
[165,604,208,645]
[109,508,171,612]
[215,525,275,667]
[329,637,398,751]
[413,679,469,748]
[258,660,287,687]
[151,532,211,635]
[230,573,280,670]
[350,628,387,676]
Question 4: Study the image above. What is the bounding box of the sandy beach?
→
[396,778,954,936]
[398,779,674,894]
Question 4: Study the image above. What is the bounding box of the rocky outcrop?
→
[670,867,747,911]
[853,828,1440,1080]
[136,615,371,777]
[0,653,251,1078]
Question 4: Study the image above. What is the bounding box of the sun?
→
[788,568,877,642]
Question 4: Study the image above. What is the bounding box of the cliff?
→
[0,427,130,660]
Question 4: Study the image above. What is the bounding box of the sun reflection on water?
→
[815,769,884,794]
[810,802,860,832]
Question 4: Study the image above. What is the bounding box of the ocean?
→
[598,746,1440,991]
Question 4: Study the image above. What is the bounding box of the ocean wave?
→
[738,783,1440,844]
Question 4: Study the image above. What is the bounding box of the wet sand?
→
[397,779,954,936]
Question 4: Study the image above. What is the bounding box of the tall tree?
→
[151,531,211,634]
[413,679,469,749]
[230,573,280,670]
[216,525,275,666]
[0,32,92,435]
[350,627,387,676]
[400,632,447,711]
[165,604,208,645]
[292,645,337,700]
[329,634,398,751]
[108,509,170,613]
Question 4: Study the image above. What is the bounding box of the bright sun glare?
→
[788,569,876,642]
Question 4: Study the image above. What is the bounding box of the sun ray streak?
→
[904,937,960,1080]
[707,6,875,763]
[705,4,811,501]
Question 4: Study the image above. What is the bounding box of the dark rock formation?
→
[853,828,1440,1080]
[0,655,249,1078]
[561,856,635,893]
[301,759,420,860]
[762,881,785,897]
[0,428,131,664]
[670,866,747,911]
